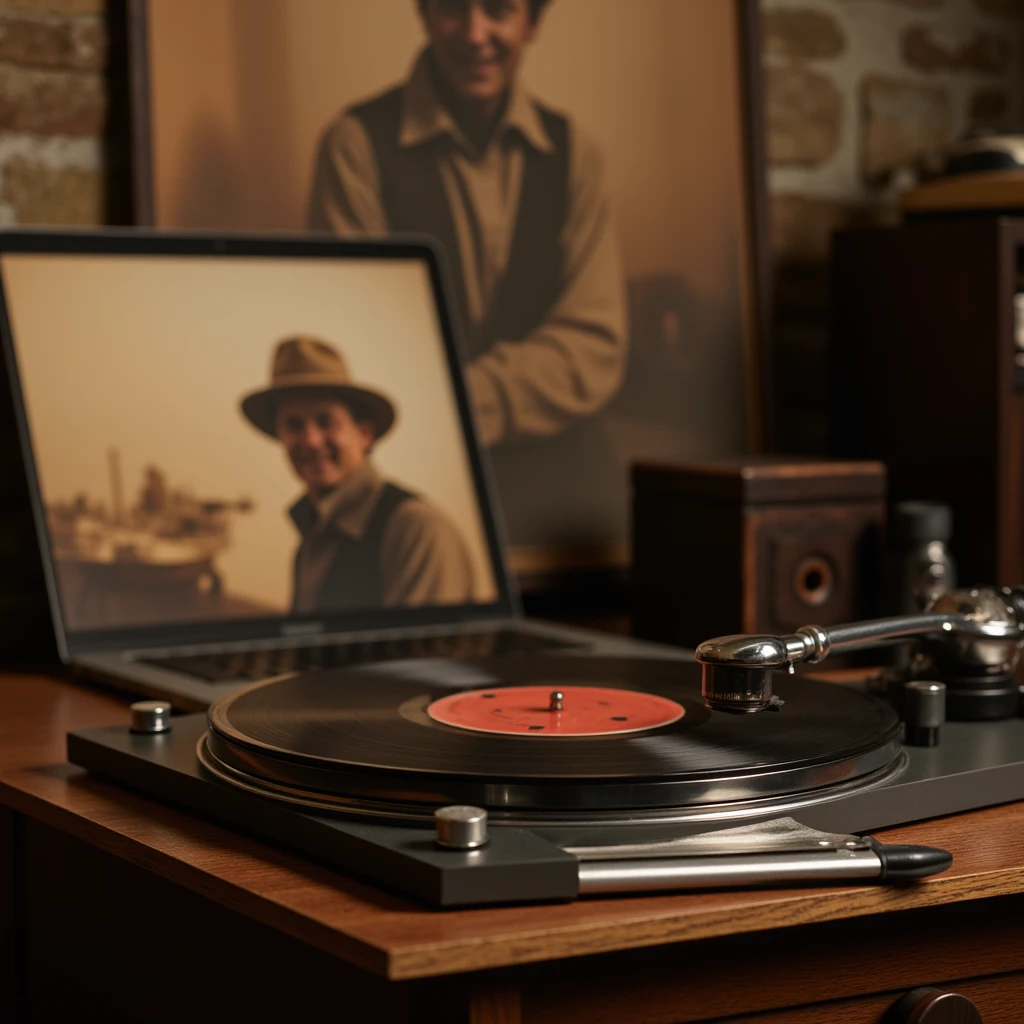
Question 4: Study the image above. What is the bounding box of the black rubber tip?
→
[870,841,953,881]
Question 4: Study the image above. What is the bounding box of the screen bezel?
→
[0,228,519,657]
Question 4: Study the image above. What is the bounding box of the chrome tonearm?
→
[694,585,1024,714]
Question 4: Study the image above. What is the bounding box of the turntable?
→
[67,585,1024,907]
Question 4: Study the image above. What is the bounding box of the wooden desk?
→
[2,670,1024,1023]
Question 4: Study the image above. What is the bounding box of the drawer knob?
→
[886,986,982,1023]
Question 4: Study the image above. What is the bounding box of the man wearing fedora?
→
[241,336,475,613]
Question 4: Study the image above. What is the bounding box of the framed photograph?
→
[126,0,771,590]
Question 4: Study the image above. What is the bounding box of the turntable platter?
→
[201,657,903,826]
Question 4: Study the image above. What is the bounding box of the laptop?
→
[0,229,666,711]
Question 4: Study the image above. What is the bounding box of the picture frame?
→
[124,0,773,600]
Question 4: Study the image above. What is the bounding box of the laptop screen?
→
[0,234,513,653]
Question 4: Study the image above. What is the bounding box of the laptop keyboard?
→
[139,628,585,684]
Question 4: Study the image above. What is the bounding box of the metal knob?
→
[434,805,488,850]
[903,681,946,747]
[886,986,982,1023]
[129,700,172,734]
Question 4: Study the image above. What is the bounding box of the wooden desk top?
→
[2,669,1023,982]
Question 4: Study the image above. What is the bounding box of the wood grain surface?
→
[2,670,1024,983]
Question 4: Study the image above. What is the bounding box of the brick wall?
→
[764,0,1024,451]
[0,0,129,228]
[0,0,131,658]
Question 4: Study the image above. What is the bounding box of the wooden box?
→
[630,457,886,649]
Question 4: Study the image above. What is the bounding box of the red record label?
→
[426,685,685,737]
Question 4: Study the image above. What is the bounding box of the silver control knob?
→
[903,680,946,747]
[129,700,172,734]
[434,805,488,850]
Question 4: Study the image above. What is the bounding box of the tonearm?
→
[695,585,1024,717]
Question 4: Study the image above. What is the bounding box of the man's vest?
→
[351,87,618,547]
[350,85,570,357]
[293,482,414,612]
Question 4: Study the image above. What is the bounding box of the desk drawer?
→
[523,896,1024,1024]
[725,970,1024,1023]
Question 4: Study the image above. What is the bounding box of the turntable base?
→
[56,653,1024,908]
[4,671,1024,1022]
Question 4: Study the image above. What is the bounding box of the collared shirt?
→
[289,461,474,612]
[308,51,627,448]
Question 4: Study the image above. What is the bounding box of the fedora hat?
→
[241,336,396,440]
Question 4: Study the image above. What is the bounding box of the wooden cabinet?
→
[831,219,1024,590]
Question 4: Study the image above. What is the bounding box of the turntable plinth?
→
[3,671,1024,1023]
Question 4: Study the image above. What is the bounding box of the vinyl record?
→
[202,656,903,821]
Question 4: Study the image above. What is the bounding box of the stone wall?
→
[0,0,129,227]
[763,0,1024,451]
